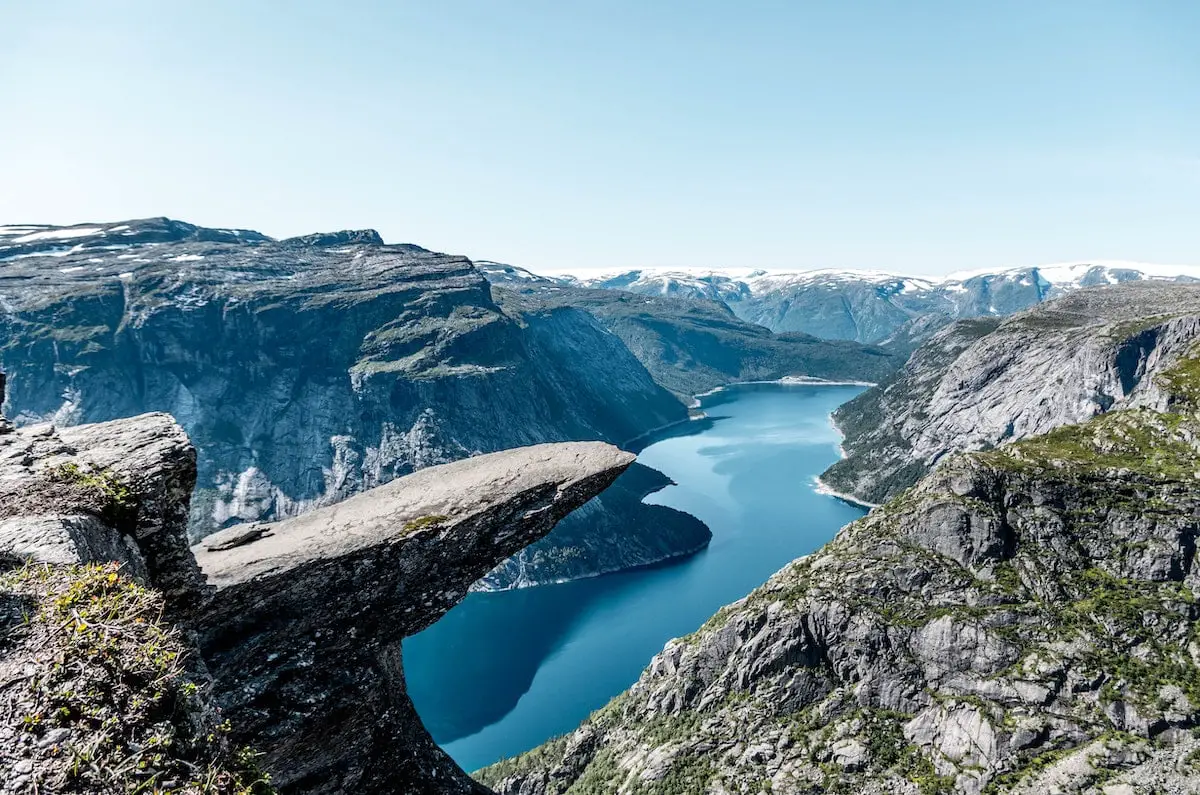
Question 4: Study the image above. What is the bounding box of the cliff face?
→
[0,388,633,793]
[481,350,1200,795]
[822,283,1200,504]
[0,218,699,586]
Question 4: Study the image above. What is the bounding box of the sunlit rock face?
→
[193,442,636,794]
[823,282,1200,504]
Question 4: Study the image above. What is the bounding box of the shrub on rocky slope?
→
[0,561,272,795]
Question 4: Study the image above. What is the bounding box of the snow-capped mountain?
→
[528,261,1200,343]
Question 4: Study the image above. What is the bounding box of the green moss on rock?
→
[0,562,273,795]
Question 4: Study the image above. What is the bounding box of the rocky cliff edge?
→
[1,371,633,793]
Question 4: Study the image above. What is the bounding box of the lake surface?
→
[403,383,867,772]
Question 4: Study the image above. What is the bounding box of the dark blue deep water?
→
[403,383,867,772]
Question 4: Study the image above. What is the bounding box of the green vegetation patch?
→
[1157,348,1200,407]
[402,514,449,534]
[976,408,1198,480]
[0,562,274,794]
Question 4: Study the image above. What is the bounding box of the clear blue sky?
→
[2,1,1197,274]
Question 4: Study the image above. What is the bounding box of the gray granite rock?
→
[192,442,635,794]
[823,283,1200,504]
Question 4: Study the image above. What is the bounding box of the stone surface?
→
[192,442,636,794]
[822,283,1200,504]
[0,410,201,607]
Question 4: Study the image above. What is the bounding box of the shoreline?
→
[814,402,880,508]
[689,376,876,409]
[621,413,709,452]
[812,476,880,510]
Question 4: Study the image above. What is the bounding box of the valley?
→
[3,219,1200,794]
[405,383,867,771]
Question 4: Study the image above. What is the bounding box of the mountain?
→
[479,287,1200,795]
[0,217,707,588]
[822,283,1200,505]
[547,261,1200,343]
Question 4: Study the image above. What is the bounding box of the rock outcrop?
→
[0,379,201,608]
[480,347,1200,794]
[0,388,636,793]
[192,442,635,794]
[822,283,1200,504]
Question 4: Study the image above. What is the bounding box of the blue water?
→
[403,383,867,772]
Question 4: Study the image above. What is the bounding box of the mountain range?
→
[482,260,1200,344]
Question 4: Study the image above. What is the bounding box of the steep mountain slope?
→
[822,283,1200,505]
[0,218,701,586]
[554,262,1200,343]
[491,285,898,399]
[480,338,1200,795]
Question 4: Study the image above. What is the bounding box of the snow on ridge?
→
[944,260,1200,287]
[10,227,105,244]
[536,260,1200,295]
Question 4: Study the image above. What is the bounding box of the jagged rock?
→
[0,411,202,606]
[479,349,1200,794]
[823,283,1200,504]
[192,442,635,794]
[281,229,385,247]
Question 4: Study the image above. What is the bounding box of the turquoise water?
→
[403,383,867,772]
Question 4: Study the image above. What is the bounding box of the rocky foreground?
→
[0,365,634,793]
[481,295,1200,793]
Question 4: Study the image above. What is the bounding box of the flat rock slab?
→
[191,441,634,794]
[195,441,635,588]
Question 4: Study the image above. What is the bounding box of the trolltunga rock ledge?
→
[191,442,636,794]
